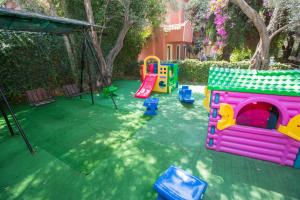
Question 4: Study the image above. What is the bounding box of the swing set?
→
[0,8,117,154]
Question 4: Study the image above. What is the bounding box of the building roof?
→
[208,67,300,97]
[0,8,101,34]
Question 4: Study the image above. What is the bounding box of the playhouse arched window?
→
[236,102,280,130]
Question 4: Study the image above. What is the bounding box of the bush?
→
[178,59,250,84]
[0,31,74,102]
[178,59,295,84]
[230,48,252,62]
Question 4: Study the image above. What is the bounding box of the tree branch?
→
[84,0,107,73]
[267,7,282,34]
[270,20,300,40]
[106,0,133,74]
[230,0,268,38]
[99,0,110,45]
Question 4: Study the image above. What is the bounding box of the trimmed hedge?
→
[178,59,295,84]
[0,32,74,102]
[112,59,296,84]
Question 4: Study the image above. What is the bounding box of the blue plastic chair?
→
[154,166,208,200]
[178,86,195,104]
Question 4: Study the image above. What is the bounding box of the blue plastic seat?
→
[178,86,195,104]
[143,98,159,116]
[154,166,208,200]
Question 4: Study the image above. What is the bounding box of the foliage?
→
[62,0,165,83]
[186,0,209,32]
[177,59,295,84]
[0,0,166,102]
[263,0,300,23]
[187,0,299,63]
[0,31,73,101]
[230,48,252,62]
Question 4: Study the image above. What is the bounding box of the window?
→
[236,102,280,130]
[167,44,173,60]
[183,45,187,59]
[176,45,180,60]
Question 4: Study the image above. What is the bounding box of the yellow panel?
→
[203,87,211,112]
[143,55,161,79]
[153,64,168,93]
[217,103,236,130]
[278,114,300,141]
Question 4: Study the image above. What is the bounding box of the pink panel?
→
[206,91,300,167]
[148,64,155,74]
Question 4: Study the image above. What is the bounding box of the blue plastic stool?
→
[178,86,195,104]
[143,98,159,116]
[154,166,208,200]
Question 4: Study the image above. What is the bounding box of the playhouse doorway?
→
[236,102,280,129]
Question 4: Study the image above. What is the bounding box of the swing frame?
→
[0,8,117,154]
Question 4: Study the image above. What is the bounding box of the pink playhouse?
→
[204,68,300,168]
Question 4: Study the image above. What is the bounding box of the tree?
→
[186,0,209,55]
[230,0,300,69]
[84,0,164,85]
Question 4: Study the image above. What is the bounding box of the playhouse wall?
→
[206,91,300,167]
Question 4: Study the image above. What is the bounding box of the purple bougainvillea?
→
[208,0,228,51]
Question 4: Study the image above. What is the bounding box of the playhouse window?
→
[236,102,280,129]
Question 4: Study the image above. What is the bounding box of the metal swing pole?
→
[83,35,95,105]
[85,34,118,110]
[79,40,85,99]
[0,88,35,154]
[0,103,15,136]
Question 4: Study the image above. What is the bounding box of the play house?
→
[204,67,300,168]
[135,56,178,98]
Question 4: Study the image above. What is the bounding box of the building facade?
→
[138,0,193,61]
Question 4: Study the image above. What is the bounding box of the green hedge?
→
[0,31,74,102]
[178,59,295,84]
[112,59,296,84]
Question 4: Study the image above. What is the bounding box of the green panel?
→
[0,8,92,34]
[207,67,300,96]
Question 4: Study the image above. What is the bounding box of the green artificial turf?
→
[0,80,299,200]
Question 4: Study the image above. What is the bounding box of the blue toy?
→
[179,85,195,104]
[143,98,159,116]
[153,166,208,200]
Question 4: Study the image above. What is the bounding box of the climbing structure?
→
[135,56,178,98]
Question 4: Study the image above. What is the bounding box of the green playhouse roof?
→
[208,67,300,97]
[0,8,101,34]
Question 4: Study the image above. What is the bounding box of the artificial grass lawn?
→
[0,80,299,200]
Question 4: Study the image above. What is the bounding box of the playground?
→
[0,80,300,200]
[1,1,300,199]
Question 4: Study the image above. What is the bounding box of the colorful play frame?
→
[204,67,300,168]
[135,56,178,98]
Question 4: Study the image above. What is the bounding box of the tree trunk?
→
[106,20,133,83]
[83,0,133,86]
[83,0,108,83]
[250,35,270,69]
[230,0,270,69]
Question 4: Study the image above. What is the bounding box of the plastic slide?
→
[135,74,158,98]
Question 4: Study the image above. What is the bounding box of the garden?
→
[0,0,300,200]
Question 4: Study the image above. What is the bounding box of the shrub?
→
[178,59,296,84]
[178,59,250,84]
[230,48,252,62]
[0,31,74,102]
